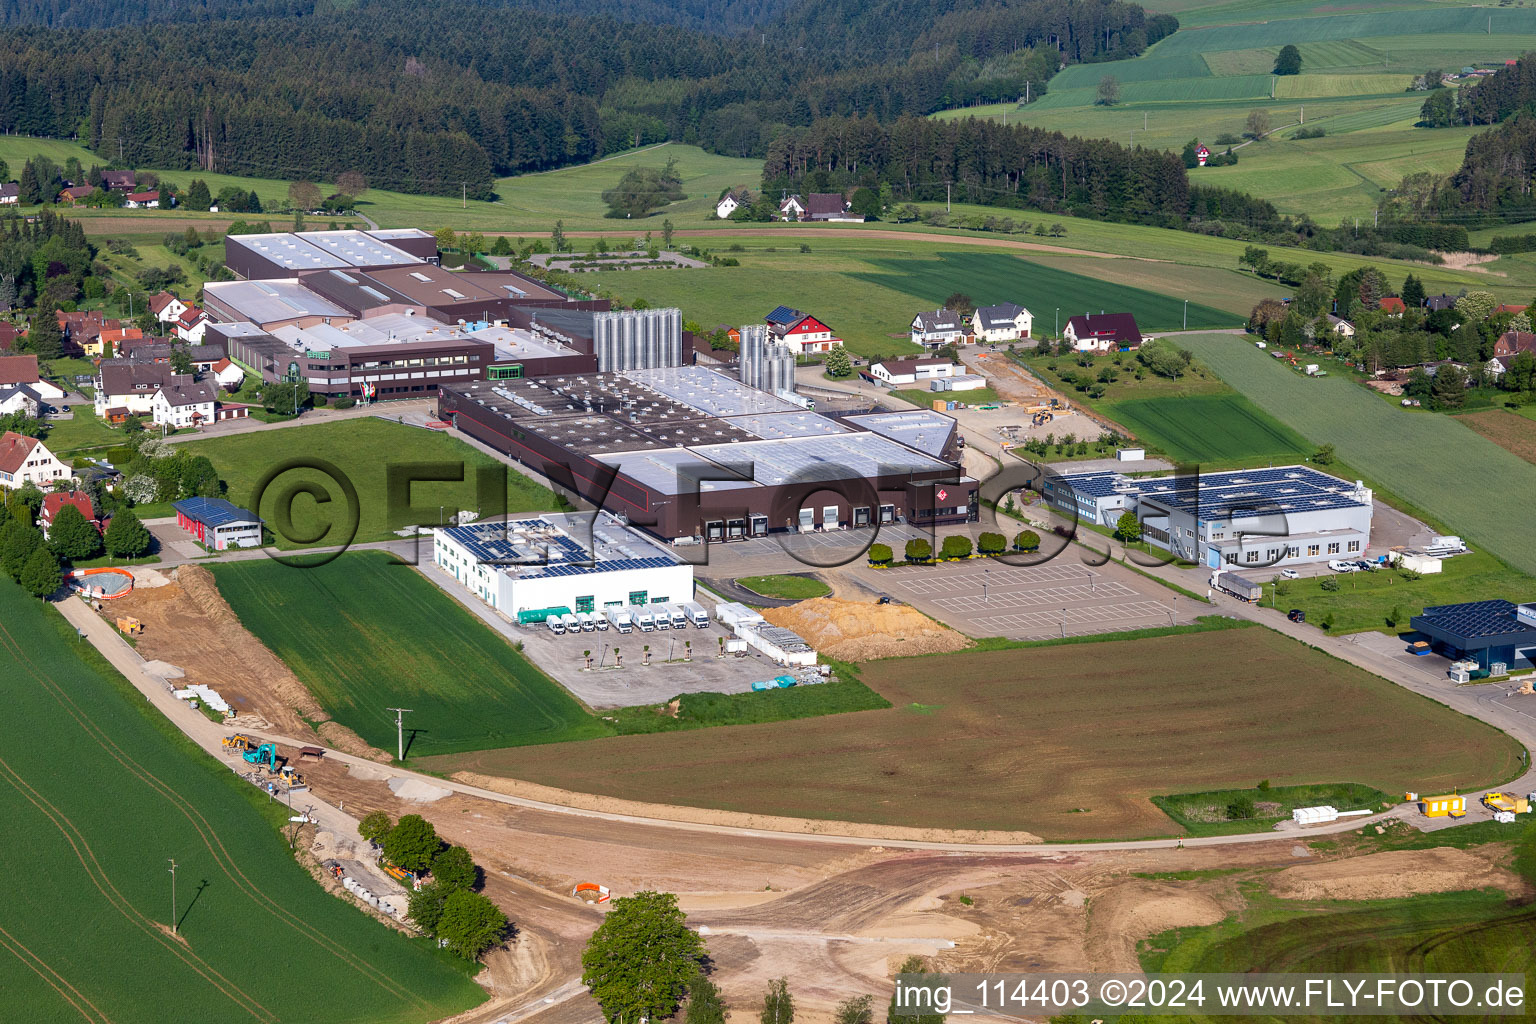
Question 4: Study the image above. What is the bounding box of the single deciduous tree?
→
[824,345,852,378]
[582,891,706,1023]
[2,521,44,579]
[431,845,478,892]
[336,170,368,199]
[868,543,892,566]
[904,538,932,563]
[382,813,440,874]
[888,956,946,1024]
[1096,75,1120,105]
[47,503,102,562]
[437,889,508,960]
[1114,510,1142,543]
[1245,109,1271,138]
[20,544,61,597]
[407,881,450,934]
[1014,529,1040,552]
[101,509,149,558]
[358,811,392,845]
[1273,45,1302,75]
[761,978,794,1024]
[940,535,972,560]
[288,180,322,211]
[835,995,874,1024]
[685,970,729,1024]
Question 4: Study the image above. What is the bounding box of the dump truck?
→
[1210,568,1263,602]
[604,607,633,633]
[682,601,710,628]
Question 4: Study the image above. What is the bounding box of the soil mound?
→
[762,597,970,661]
[1084,881,1227,971]
[1270,847,1526,901]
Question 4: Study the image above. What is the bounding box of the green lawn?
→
[177,418,561,548]
[894,386,1004,407]
[736,574,833,600]
[0,578,486,1023]
[1152,781,1393,837]
[1103,393,1314,463]
[1179,334,1536,575]
[211,552,609,757]
[1270,549,1535,635]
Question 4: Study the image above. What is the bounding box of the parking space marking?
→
[970,600,1172,636]
[886,564,1092,595]
[933,580,1137,613]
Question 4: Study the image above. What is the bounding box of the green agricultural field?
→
[1103,393,1314,463]
[212,552,609,757]
[1177,335,1536,575]
[0,579,486,1023]
[851,251,1240,330]
[176,418,561,549]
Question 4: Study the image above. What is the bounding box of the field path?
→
[556,226,1144,259]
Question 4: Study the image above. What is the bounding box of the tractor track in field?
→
[0,920,114,1024]
[0,618,431,1014]
[0,757,275,1022]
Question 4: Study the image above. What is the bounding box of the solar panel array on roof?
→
[1416,600,1534,640]
[1054,466,1369,516]
[765,305,804,326]
[173,496,261,527]
[441,515,684,576]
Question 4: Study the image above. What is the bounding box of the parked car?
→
[1352,560,1377,571]
[1279,568,1299,580]
[1327,559,1357,573]
[1287,609,1306,623]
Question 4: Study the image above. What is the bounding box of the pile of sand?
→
[1270,847,1525,901]
[762,597,970,661]
[1084,881,1228,971]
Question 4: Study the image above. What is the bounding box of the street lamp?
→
[983,568,990,603]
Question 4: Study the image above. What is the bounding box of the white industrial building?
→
[1043,465,1374,569]
[434,512,694,621]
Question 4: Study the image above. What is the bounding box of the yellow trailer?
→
[1482,793,1531,814]
[1420,794,1467,818]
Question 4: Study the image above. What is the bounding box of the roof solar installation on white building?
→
[433,513,693,618]
[1046,465,1374,568]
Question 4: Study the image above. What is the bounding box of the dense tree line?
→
[0,0,1173,197]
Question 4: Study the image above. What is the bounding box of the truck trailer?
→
[1210,568,1263,602]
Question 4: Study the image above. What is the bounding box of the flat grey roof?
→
[203,279,350,324]
[365,228,434,241]
[228,233,349,271]
[623,366,798,418]
[689,432,954,487]
[593,448,758,496]
[846,411,956,457]
[294,230,422,267]
[726,411,850,440]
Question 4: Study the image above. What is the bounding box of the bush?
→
[311,393,328,407]
[1227,794,1257,820]
[940,535,972,560]
[904,538,932,563]
[1014,529,1040,552]
[868,542,892,567]
[977,531,1006,556]
[1320,576,1341,592]
[333,396,356,409]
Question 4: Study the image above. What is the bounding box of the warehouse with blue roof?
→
[1042,465,1374,569]
[1410,601,1536,672]
[433,512,693,619]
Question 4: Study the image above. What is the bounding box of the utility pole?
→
[168,859,178,934]
[386,707,413,762]
[462,183,466,209]
[945,182,951,213]
[1144,111,1148,130]
[1183,299,1188,329]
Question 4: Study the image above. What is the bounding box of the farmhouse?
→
[765,305,841,355]
[438,366,978,542]
[95,363,196,419]
[715,188,750,219]
[124,190,160,209]
[0,431,70,489]
[1493,330,1536,358]
[1410,600,1536,672]
[1044,465,1373,568]
[101,171,136,191]
[151,381,218,429]
[778,195,806,221]
[1378,296,1406,315]
[1063,312,1142,352]
[434,512,694,619]
[0,183,17,205]
[971,302,1033,343]
[58,185,94,204]
[173,496,263,550]
[1326,314,1355,338]
[910,309,966,349]
[867,357,958,386]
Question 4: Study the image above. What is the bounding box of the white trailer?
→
[682,601,710,628]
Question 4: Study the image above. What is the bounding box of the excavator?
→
[242,742,281,774]
[223,733,258,752]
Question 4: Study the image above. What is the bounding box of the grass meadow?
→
[1103,393,1314,463]
[426,627,1523,840]
[0,579,486,1023]
[211,552,608,757]
[178,418,561,549]
[1178,334,1536,574]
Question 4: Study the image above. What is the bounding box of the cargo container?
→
[682,601,710,628]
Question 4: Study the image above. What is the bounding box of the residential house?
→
[1424,294,1460,312]
[1378,296,1406,315]
[58,185,94,205]
[1326,314,1356,338]
[1496,303,1528,315]
[39,491,101,539]
[715,189,750,219]
[971,302,1033,343]
[124,342,224,372]
[778,195,806,221]
[867,357,958,387]
[1493,331,1536,358]
[148,291,189,325]
[151,381,217,429]
[124,190,160,209]
[1063,313,1143,352]
[174,306,210,345]
[97,326,143,359]
[0,353,66,401]
[764,305,842,355]
[714,325,742,346]
[57,310,118,357]
[101,170,136,191]
[0,183,18,205]
[210,359,244,390]
[0,385,42,417]
[0,431,70,489]
[910,309,966,350]
[0,324,18,349]
[94,362,195,420]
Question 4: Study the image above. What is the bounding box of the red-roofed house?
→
[0,324,19,350]
[210,358,245,390]
[1378,296,1406,314]
[764,305,843,355]
[1496,303,1528,315]
[39,491,102,538]
[1063,313,1143,352]
[1494,331,1536,358]
[124,190,160,209]
[99,327,145,359]
[148,291,188,325]
[0,431,69,489]
[0,353,65,400]
[174,306,210,344]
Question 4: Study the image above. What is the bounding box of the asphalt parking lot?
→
[847,557,1188,641]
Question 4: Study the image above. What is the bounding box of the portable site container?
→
[1419,794,1467,818]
